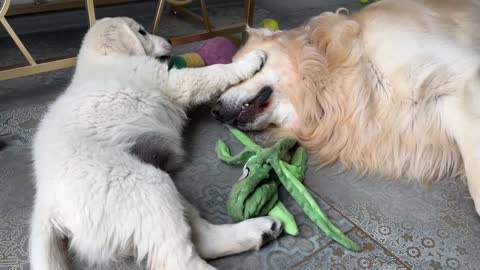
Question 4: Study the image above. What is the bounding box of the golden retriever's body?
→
[214,0,480,214]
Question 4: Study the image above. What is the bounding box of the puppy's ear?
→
[118,22,146,55]
[95,20,146,56]
[307,11,361,67]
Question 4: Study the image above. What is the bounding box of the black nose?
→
[211,100,237,124]
[167,39,173,44]
[211,101,222,119]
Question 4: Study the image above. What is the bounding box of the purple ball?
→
[196,37,238,65]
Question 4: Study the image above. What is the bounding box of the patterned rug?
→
[1,1,479,269]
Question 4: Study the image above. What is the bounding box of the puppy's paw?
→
[243,49,267,73]
[235,49,267,80]
[237,216,282,251]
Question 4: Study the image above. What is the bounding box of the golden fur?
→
[279,10,464,183]
[219,0,480,191]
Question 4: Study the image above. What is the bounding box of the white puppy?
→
[30,17,281,270]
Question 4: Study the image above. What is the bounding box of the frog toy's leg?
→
[268,201,299,236]
[266,147,307,236]
[274,160,361,251]
[215,140,255,165]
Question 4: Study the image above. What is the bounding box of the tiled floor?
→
[1,1,479,269]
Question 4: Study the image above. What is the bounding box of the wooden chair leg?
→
[198,0,212,32]
[242,0,255,42]
[152,0,166,34]
[85,0,96,27]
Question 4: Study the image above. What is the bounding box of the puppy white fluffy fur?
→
[30,17,282,270]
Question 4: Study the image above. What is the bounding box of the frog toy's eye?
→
[238,167,250,181]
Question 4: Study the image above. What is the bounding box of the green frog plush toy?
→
[215,127,360,251]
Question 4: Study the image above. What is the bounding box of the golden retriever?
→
[212,0,480,215]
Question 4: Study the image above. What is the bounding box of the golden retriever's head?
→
[78,17,172,61]
[213,11,363,136]
[212,27,298,131]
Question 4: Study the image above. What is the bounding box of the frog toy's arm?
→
[215,140,256,165]
[215,127,260,165]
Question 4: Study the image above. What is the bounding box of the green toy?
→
[216,127,361,251]
[259,18,279,31]
[360,0,378,4]
[168,52,205,70]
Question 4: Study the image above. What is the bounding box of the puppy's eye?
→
[138,29,147,36]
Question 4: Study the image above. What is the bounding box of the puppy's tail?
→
[30,210,69,270]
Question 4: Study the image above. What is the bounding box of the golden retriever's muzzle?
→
[212,86,273,127]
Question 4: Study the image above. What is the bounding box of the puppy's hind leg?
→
[30,205,69,270]
[182,198,282,259]
[165,50,267,107]
[100,167,216,270]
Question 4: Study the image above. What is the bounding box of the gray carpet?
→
[1,1,480,269]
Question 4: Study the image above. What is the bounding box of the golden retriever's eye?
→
[138,29,147,36]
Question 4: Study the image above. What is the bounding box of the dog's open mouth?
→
[236,86,273,125]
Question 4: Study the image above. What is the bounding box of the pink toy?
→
[196,37,238,65]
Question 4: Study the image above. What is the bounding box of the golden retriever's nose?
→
[211,100,237,124]
[211,102,221,118]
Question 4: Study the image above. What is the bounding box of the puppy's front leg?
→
[181,197,282,259]
[165,50,267,107]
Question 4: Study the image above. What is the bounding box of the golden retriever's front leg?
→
[444,75,480,216]
[458,145,480,216]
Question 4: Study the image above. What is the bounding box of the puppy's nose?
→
[167,39,173,44]
[163,43,172,51]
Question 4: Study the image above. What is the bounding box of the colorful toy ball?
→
[258,18,279,31]
[196,37,238,65]
[168,52,205,70]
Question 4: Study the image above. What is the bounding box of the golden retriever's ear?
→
[307,12,361,67]
[246,26,278,38]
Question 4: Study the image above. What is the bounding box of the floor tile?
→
[305,164,480,269]
[291,228,408,270]
[0,146,34,270]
